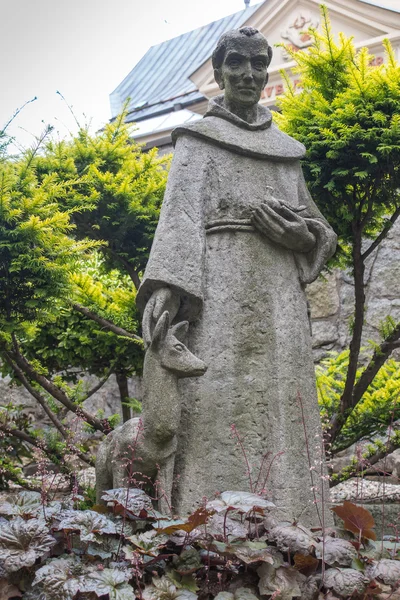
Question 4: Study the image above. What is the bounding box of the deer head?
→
[150,311,207,378]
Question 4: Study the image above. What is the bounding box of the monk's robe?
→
[137,96,337,524]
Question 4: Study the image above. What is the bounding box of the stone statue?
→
[135,26,337,523]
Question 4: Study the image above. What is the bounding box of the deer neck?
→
[142,349,181,443]
[143,349,178,391]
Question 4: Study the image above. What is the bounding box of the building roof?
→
[131,108,202,140]
[110,3,261,123]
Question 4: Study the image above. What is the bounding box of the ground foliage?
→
[0,488,398,599]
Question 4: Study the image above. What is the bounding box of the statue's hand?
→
[142,287,180,348]
[252,198,316,253]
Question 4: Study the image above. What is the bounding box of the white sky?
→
[1,0,399,152]
[1,0,259,151]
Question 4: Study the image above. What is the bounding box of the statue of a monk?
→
[136,27,337,523]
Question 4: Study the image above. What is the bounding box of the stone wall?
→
[307,218,400,361]
[1,219,399,417]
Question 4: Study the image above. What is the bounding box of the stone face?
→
[363,298,400,338]
[336,277,355,349]
[367,245,400,300]
[0,376,40,413]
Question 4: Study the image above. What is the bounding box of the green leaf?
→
[56,509,117,542]
[206,491,275,515]
[257,562,305,598]
[32,555,84,600]
[323,568,369,596]
[142,576,197,600]
[0,518,57,573]
[101,487,154,517]
[366,558,400,585]
[0,491,42,517]
[82,568,134,600]
[315,537,357,566]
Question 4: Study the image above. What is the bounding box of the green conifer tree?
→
[36,111,170,289]
[276,7,400,456]
[0,112,169,488]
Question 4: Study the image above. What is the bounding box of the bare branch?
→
[2,471,41,493]
[5,343,107,434]
[0,423,92,469]
[106,246,141,290]
[351,321,400,407]
[362,205,400,261]
[327,223,365,446]
[0,424,39,448]
[1,97,37,134]
[80,366,115,402]
[2,350,69,438]
[72,302,142,342]
[0,354,95,466]
[330,433,400,487]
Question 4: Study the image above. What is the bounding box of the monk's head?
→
[212,27,272,108]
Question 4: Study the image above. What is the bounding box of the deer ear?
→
[171,321,189,342]
[151,311,170,348]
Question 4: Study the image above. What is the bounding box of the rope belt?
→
[205,219,254,234]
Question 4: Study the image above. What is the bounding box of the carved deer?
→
[95,311,207,510]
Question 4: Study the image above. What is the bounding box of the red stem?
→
[231,424,254,493]
[297,391,323,529]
